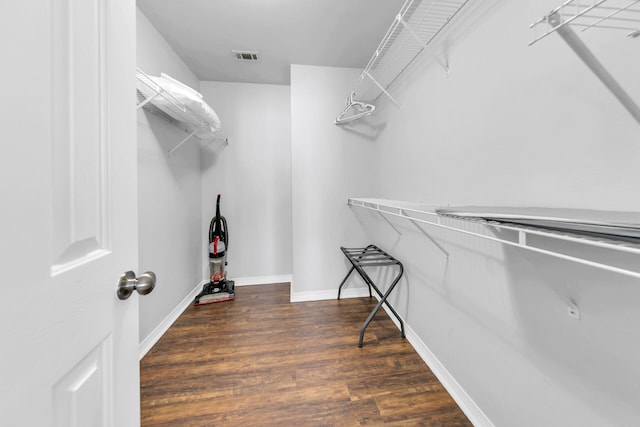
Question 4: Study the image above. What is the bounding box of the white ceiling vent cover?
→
[232,50,259,61]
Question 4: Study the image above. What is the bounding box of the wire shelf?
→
[136,68,228,155]
[137,70,206,127]
[530,0,640,45]
[348,198,640,280]
[336,0,470,124]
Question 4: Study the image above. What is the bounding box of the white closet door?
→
[0,0,141,425]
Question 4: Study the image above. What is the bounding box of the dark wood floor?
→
[140,283,472,426]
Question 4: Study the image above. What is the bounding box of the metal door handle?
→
[117,271,156,300]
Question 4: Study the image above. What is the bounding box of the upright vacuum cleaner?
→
[194,194,235,306]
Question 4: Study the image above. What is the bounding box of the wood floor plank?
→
[141,283,471,426]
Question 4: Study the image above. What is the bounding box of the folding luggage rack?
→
[338,245,405,347]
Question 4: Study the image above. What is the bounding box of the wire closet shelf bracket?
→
[529,0,640,125]
[334,0,470,125]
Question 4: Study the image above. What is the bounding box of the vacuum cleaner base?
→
[194,280,235,306]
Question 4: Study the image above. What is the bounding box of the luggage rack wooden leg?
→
[338,245,405,347]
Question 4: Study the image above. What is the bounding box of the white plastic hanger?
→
[334,92,375,125]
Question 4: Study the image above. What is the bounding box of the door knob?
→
[117,271,156,300]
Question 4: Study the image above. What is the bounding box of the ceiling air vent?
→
[232,50,259,61]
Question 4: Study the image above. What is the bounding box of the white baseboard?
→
[335,292,494,426]
[232,274,292,286]
[290,286,370,302]
[138,280,205,360]
[404,324,494,427]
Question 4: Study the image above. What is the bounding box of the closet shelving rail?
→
[335,0,470,124]
[348,198,640,280]
[529,0,640,124]
[136,68,228,155]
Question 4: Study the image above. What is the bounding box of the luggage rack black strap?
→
[338,244,405,347]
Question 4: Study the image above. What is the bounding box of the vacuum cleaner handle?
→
[220,216,228,248]
[209,194,228,248]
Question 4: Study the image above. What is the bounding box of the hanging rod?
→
[348,198,640,280]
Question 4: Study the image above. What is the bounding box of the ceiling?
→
[136,0,405,85]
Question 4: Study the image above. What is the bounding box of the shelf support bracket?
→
[402,211,450,258]
[548,12,640,125]
[363,71,401,109]
[136,90,162,110]
[377,211,402,236]
[168,126,202,156]
[397,15,449,75]
[518,230,527,246]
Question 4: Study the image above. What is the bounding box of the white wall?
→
[290,65,379,301]
[289,1,640,425]
[137,9,203,345]
[199,82,292,284]
[372,0,640,208]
